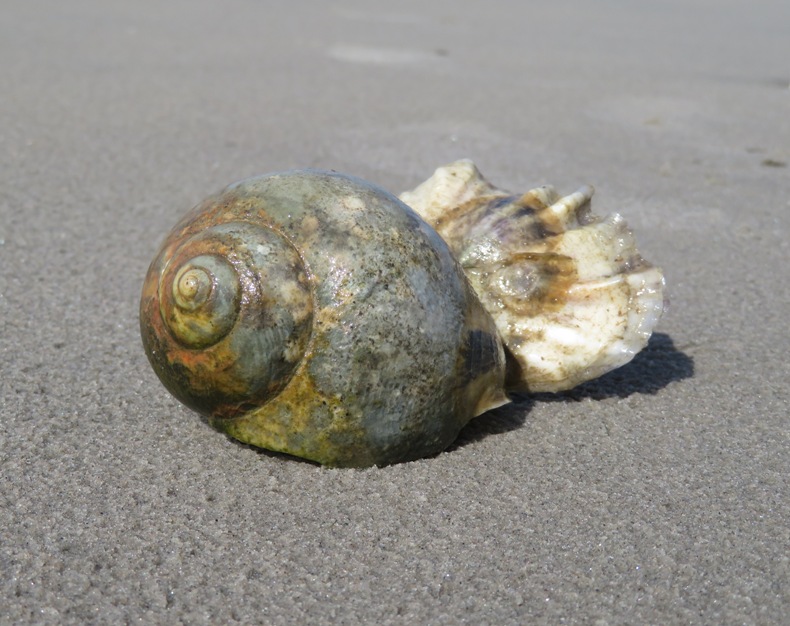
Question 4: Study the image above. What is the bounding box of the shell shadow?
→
[452,332,694,448]
[450,399,536,451]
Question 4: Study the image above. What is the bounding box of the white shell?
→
[400,160,666,392]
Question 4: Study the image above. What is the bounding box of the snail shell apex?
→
[144,220,314,416]
[141,170,508,467]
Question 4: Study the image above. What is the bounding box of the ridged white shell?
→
[400,160,666,392]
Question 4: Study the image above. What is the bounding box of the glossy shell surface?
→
[141,170,507,467]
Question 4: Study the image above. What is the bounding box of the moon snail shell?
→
[141,169,509,467]
[140,163,665,467]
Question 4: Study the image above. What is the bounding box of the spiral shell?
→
[141,170,508,467]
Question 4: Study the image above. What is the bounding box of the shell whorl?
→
[163,254,240,348]
[141,220,314,418]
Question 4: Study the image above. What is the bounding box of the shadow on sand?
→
[452,332,694,449]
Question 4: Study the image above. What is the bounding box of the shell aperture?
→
[141,163,665,466]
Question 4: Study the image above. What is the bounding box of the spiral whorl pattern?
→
[162,254,240,349]
[141,220,313,419]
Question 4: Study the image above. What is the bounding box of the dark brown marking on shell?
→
[432,193,567,260]
[460,330,502,383]
[487,251,578,316]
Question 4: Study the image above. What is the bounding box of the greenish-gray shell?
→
[140,170,507,467]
